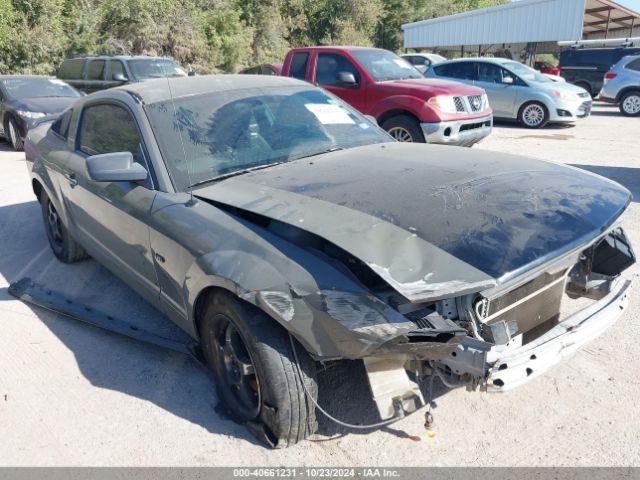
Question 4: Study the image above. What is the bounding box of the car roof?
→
[117,74,310,104]
[620,54,640,62]
[0,75,55,80]
[290,46,385,52]
[65,55,174,61]
[438,57,514,65]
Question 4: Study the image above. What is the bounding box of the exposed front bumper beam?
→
[486,278,631,392]
[421,114,493,147]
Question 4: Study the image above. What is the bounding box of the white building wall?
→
[402,0,586,49]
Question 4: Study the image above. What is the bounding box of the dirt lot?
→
[1,102,639,466]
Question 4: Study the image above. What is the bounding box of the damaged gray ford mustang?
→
[25,75,635,447]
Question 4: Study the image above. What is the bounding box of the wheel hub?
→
[523,105,544,127]
[388,126,414,142]
[214,319,260,413]
[46,200,63,246]
[623,95,640,114]
[8,120,17,148]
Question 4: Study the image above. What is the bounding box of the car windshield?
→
[145,85,390,191]
[504,61,552,83]
[350,49,423,81]
[0,77,80,99]
[430,54,447,63]
[129,59,187,80]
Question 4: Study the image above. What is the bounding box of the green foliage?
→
[0,0,508,75]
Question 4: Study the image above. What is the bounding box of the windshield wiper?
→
[292,146,343,161]
[188,160,286,189]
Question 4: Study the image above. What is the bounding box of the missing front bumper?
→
[486,278,631,392]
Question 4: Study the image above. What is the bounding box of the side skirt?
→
[8,277,204,364]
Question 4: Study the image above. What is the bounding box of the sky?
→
[615,0,640,10]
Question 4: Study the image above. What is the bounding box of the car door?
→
[103,60,128,88]
[475,62,519,118]
[313,52,367,113]
[62,101,159,304]
[84,59,107,93]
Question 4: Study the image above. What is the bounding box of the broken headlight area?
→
[425,227,634,392]
[566,227,635,300]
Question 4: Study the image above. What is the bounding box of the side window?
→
[437,62,477,80]
[261,65,277,75]
[58,59,84,80]
[626,58,640,72]
[87,60,105,81]
[412,56,428,66]
[433,64,449,76]
[316,53,361,86]
[289,53,309,80]
[110,61,126,80]
[78,104,152,187]
[51,109,73,139]
[478,63,504,83]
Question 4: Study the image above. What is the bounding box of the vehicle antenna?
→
[163,64,197,207]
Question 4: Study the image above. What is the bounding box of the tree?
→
[0,0,512,75]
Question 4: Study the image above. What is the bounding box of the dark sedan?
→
[0,76,81,151]
[25,75,634,447]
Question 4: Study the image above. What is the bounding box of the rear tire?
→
[619,91,640,117]
[40,190,88,263]
[381,115,425,143]
[199,290,318,448]
[7,117,24,151]
[518,101,549,129]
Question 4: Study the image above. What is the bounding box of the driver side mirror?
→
[336,71,358,88]
[113,73,128,82]
[502,76,515,85]
[188,70,197,77]
[86,152,148,182]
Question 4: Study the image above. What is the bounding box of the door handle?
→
[64,172,78,187]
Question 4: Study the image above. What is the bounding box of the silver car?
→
[427,58,592,128]
[599,54,640,117]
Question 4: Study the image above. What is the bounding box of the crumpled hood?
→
[194,143,630,302]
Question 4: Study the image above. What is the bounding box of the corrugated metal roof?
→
[402,0,586,48]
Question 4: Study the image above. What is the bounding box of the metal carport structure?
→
[401,0,640,57]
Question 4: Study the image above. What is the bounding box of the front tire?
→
[200,290,318,448]
[381,114,425,143]
[40,190,88,263]
[7,117,24,151]
[518,101,549,129]
[619,91,640,117]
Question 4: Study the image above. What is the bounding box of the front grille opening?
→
[460,121,486,132]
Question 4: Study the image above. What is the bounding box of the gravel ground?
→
[0,102,639,466]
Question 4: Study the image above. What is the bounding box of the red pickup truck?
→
[281,46,493,146]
